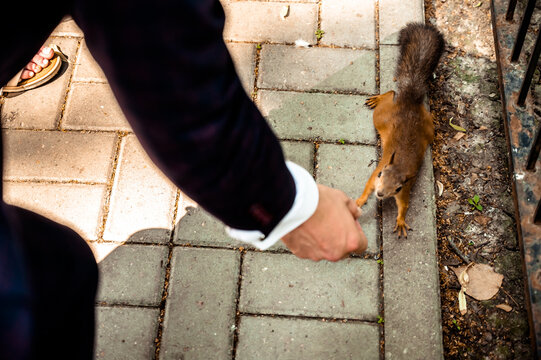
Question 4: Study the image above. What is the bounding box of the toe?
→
[39,46,54,60]
[20,69,35,80]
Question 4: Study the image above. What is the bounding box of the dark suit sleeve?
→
[73,0,296,234]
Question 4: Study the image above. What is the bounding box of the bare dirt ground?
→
[425,0,534,358]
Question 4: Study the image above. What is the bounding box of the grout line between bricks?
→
[154,188,181,360]
[231,248,246,359]
[252,41,262,101]
[239,312,381,325]
[56,37,82,131]
[373,1,385,358]
[280,137,377,147]
[316,0,322,46]
[257,86,377,97]
[1,127,133,134]
[96,132,127,241]
[95,302,160,309]
[225,39,376,52]
[2,179,107,186]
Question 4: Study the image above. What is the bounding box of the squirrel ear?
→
[389,152,396,165]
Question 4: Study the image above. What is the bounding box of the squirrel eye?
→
[377,172,382,178]
[396,186,403,193]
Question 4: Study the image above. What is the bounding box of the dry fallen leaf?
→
[459,288,468,315]
[451,263,504,301]
[280,5,290,20]
[453,132,466,141]
[496,303,512,312]
[436,180,444,197]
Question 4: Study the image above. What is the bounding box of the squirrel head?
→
[374,152,415,199]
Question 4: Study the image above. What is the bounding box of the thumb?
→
[346,198,362,219]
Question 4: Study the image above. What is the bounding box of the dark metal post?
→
[526,125,541,170]
[506,0,518,20]
[511,0,537,62]
[518,23,541,106]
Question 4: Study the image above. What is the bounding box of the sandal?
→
[1,44,67,94]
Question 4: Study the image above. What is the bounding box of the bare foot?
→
[20,46,55,80]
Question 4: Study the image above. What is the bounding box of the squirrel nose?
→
[376,191,384,198]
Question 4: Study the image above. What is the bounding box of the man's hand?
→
[281,184,367,261]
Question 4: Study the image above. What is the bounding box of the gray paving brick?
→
[3,182,106,241]
[259,90,376,143]
[382,151,443,359]
[103,135,177,243]
[159,247,240,360]
[50,16,84,37]
[258,45,376,93]
[72,40,108,82]
[316,144,379,253]
[236,316,380,360]
[174,205,232,247]
[2,130,117,183]
[96,244,168,306]
[281,140,314,173]
[320,0,376,49]
[240,252,379,320]
[380,45,400,93]
[379,0,425,45]
[95,306,160,360]
[223,2,318,44]
[1,37,78,130]
[226,42,257,95]
[63,82,131,131]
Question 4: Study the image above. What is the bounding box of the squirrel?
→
[355,22,445,238]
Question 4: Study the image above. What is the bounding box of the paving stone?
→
[223,2,318,44]
[320,0,376,49]
[281,140,314,173]
[258,45,376,93]
[316,144,379,253]
[159,247,240,360]
[63,82,132,131]
[103,135,177,243]
[3,182,106,241]
[380,45,400,93]
[2,130,117,183]
[1,37,78,130]
[240,252,379,320]
[236,316,380,360]
[50,16,84,37]
[72,40,108,82]
[174,204,233,248]
[259,90,375,143]
[379,0,425,45]
[226,42,257,95]
[96,244,168,306]
[95,306,160,360]
[382,151,443,359]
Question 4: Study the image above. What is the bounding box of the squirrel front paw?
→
[393,218,411,239]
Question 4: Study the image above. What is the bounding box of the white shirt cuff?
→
[225,161,319,250]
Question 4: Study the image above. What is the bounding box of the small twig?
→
[501,288,520,308]
[446,237,471,264]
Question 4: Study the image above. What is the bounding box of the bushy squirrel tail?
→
[395,22,445,104]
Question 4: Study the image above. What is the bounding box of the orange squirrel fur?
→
[355,23,444,238]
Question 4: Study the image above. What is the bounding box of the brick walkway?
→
[1,1,443,359]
